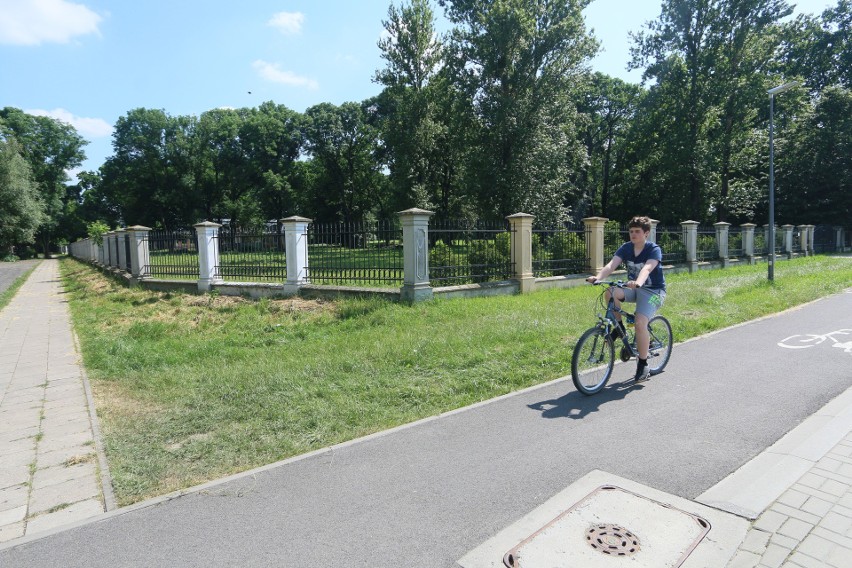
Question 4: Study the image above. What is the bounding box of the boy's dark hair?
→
[628,216,651,233]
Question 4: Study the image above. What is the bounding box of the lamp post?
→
[767,80,798,281]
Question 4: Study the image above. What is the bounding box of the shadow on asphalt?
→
[527,379,644,419]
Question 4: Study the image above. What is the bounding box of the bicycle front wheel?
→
[572,327,615,395]
[647,315,673,375]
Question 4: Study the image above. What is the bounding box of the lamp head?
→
[768,81,799,96]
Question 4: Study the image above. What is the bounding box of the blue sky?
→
[0,0,836,179]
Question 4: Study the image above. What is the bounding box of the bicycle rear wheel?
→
[572,327,615,395]
[646,315,673,375]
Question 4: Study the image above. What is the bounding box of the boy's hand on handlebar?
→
[626,280,642,289]
[586,276,598,284]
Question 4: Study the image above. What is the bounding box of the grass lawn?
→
[60,255,852,505]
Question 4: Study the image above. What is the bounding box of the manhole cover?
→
[586,524,640,556]
[503,485,710,567]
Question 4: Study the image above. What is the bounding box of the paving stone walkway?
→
[726,432,852,567]
[0,259,107,543]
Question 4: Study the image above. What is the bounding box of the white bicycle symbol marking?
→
[778,329,852,353]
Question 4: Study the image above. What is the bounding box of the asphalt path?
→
[2,289,851,567]
[0,260,41,297]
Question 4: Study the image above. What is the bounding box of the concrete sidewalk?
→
[0,261,850,567]
[0,259,109,543]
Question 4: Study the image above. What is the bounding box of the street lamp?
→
[767,80,799,282]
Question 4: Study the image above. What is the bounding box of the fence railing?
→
[215,227,287,282]
[307,220,403,287]
[728,229,743,258]
[657,226,687,265]
[429,219,514,286]
[697,227,719,261]
[604,223,627,262]
[532,222,587,277]
[145,229,199,279]
[69,219,847,302]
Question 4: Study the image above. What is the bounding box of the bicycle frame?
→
[596,282,639,357]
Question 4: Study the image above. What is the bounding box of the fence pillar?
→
[194,221,222,292]
[681,221,699,273]
[714,222,731,267]
[740,223,756,264]
[399,208,434,303]
[507,213,535,293]
[116,229,128,272]
[281,216,312,293]
[582,217,609,274]
[105,232,115,267]
[127,226,152,283]
[805,225,815,255]
[648,218,659,244]
[797,225,809,256]
[781,224,794,258]
[836,227,845,252]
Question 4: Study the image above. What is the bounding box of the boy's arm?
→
[587,255,623,283]
[629,259,658,288]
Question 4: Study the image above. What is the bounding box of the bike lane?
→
[1,289,851,567]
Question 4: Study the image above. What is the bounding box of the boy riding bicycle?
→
[586,216,666,382]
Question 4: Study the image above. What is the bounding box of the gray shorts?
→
[621,287,666,319]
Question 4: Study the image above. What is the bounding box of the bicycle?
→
[571,280,673,395]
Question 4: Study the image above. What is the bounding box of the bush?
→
[429,241,453,269]
[2,253,19,262]
[14,245,36,260]
[495,232,511,258]
[548,232,584,261]
[468,239,510,280]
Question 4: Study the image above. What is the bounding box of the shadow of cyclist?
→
[527,379,642,420]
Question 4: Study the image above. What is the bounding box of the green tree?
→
[375,0,447,213]
[240,102,305,224]
[576,73,643,218]
[438,0,597,224]
[302,101,386,223]
[628,0,792,223]
[779,86,852,228]
[0,107,87,255]
[0,135,44,257]
[779,1,851,93]
[100,108,196,228]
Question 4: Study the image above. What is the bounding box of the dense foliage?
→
[2,0,850,253]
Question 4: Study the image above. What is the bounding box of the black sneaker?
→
[608,323,625,341]
[634,365,650,382]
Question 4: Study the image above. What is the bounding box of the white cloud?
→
[252,60,318,90]
[267,11,304,35]
[0,0,102,46]
[25,108,113,138]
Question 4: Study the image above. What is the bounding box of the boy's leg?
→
[632,289,662,380]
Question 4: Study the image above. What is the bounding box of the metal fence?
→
[215,227,287,282]
[696,227,719,261]
[307,220,403,287]
[429,219,514,286]
[657,226,687,264]
[532,222,587,277]
[814,225,838,253]
[145,229,199,279]
[603,222,627,261]
[728,228,743,258]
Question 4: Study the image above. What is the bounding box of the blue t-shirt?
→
[615,241,666,290]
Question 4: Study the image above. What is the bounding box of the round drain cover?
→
[586,524,640,556]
